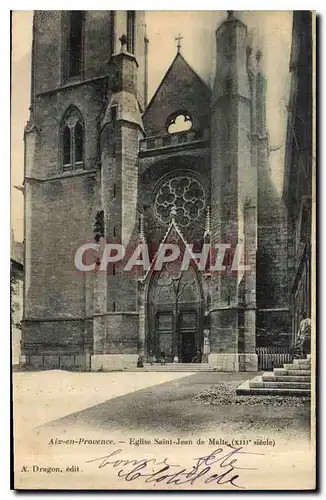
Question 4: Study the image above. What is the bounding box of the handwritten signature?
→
[86,446,264,488]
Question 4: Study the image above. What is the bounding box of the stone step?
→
[249,377,310,390]
[283,363,311,371]
[293,359,311,367]
[262,373,311,383]
[126,369,215,372]
[294,357,311,363]
[274,368,311,376]
[126,363,215,372]
[138,366,210,369]
[236,380,310,396]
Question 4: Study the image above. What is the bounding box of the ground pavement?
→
[14,370,310,440]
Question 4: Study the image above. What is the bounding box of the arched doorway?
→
[146,263,203,362]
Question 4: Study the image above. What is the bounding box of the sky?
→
[11,10,292,242]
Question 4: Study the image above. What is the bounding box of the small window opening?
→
[111,105,117,124]
[226,164,231,183]
[223,77,232,101]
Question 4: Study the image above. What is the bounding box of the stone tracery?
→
[154,176,205,227]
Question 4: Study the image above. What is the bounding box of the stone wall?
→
[21,318,93,369]
[33,11,114,94]
[33,80,105,178]
[257,166,289,309]
[24,173,98,320]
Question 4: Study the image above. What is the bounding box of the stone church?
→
[22,10,290,372]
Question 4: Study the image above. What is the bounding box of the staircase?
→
[236,355,311,396]
[125,363,216,372]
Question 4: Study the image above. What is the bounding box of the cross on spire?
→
[175,33,183,53]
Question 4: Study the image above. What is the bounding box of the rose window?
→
[154,176,205,227]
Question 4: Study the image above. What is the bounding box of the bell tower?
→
[209,11,258,371]
[22,11,147,371]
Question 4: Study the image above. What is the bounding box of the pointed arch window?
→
[60,107,84,172]
[127,11,136,54]
[63,11,84,81]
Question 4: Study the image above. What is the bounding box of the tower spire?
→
[170,205,177,224]
[204,206,211,239]
[139,213,146,243]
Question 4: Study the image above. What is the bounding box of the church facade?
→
[22,11,291,371]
